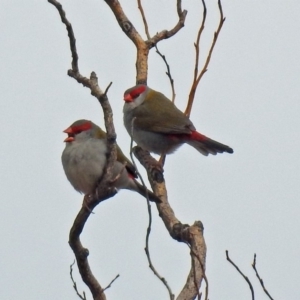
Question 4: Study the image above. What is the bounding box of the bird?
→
[61,119,160,203]
[123,84,233,156]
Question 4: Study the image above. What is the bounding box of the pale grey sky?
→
[1,1,299,299]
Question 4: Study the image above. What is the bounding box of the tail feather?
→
[188,131,233,156]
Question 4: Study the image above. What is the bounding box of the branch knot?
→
[122,21,133,32]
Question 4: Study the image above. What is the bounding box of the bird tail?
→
[134,180,161,203]
[187,131,234,156]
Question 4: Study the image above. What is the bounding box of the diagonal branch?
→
[185,0,225,117]
[226,250,255,300]
[252,254,274,300]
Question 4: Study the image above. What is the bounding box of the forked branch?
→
[137,0,176,101]
[104,0,186,83]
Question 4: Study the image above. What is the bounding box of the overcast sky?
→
[1,1,299,299]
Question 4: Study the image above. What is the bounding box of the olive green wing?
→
[132,93,195,134]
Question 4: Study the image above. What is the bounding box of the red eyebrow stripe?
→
[129,85,146,98]
[71,121,92,133]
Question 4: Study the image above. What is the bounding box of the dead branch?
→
[137,0,151,39]
[226,250,255,300]
[102,274,120,292]
[48,1,118,299]
[155,46,176,102]
[70,261,87,300]
[133,147,207,300]
[137,0,176,101]
[129,120,174,299]
[104,0,186,83]
[185,0,225,117]
[252,254,274,300]
[189,246,209,300]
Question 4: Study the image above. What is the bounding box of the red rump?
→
[168,130,207,141]
[190,130,208,141]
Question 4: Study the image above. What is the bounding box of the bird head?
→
[123,84,150,107]
[63,119,106,143]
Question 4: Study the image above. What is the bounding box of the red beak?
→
[124,93,133,102]
[63,127,73,134]
[63,126,75,142]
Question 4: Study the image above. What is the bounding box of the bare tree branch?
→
[70,260,87,300]
[48,0,225,299]
[185,0,225,117]
[155,46,176,102]
[133,147,206,300]
[189,246,209,300]
[48,0,79,73]
[129,120,174,299]
[102,274,120,292]
[104,0,148,84]
[104,0,187,84]
[137,0,151,39]
[252,254,274,300]
[226,250,255,300]
[48,1,119,299]
[146,9,188,48]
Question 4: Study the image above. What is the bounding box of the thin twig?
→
[252,254,274,300]
[155,46,176,102]
[226,250,255,300]
[193,0,207,91]
[102,274,120,292]
[129,119,174,300]
[48,0,79,73]
[70,261,87,300]
[185,0,225,116]
[137,0,151,39]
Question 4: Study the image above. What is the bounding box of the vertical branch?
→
[137,0,176,101]
[129,121,174,300]
[185,0,225,117]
